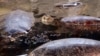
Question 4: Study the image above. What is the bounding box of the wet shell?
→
[4,9,35,35]
[29,38,100,56]
[61,16,100,31]
[61,16,100,22]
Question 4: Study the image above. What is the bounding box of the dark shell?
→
[29,38,100,56]
[61,16,100,31]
